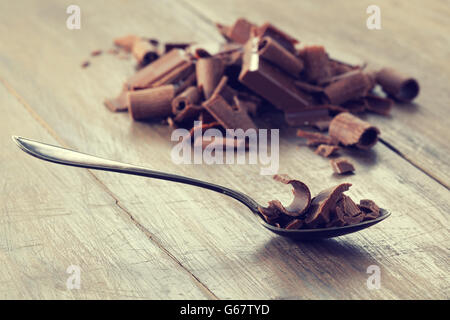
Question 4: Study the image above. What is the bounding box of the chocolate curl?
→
[172,86,202,123]
[299,45,332,83]
[254,22,298,53]
[323,72,372,105]
[114,34,140,52]
[226,18,255,44]
[329,112,380,149]
[364,95,393,115]
[257,36,304,77]
[196,57,225,99]
[305,183,352,227]
[126,49,190,90]
[239,38,312,112]
[132,39,159,66]
[376,68,419,102]
[272,174,312,216]
[128,85,175,120]
[172,86,201,114]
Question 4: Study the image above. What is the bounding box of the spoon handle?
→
[12,136,260,214]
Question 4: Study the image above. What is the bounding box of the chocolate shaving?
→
[272,174,312,216]
[315,144,339,157]
[254,22,298,53]
[376,68,419,102]
[203,93,256,131]
[128,85,175,120]
[305,183,351,227]
[330,158,355,174]
[257,36,304,77]
[132,39,159,67]
[299,45,331,83]
[126,49,191,90]
[196,57,225,99]
[329,112,380,149]
[323,72,372,105]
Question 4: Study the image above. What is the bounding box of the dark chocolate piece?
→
[202,94,257,131]
[329,112,380,149]
[376,68,419,102]
[330,158,355,174]
[254,22,298,53]
[239,38,312,112]
[257,36,304,77]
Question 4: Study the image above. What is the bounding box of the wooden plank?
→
[183,0,450,187]
[0,84,211,299]
[0,0,448,299]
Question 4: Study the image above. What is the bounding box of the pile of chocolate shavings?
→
[94,18,420,163]
[258,174,381,230]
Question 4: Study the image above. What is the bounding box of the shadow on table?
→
[254,235,379,281]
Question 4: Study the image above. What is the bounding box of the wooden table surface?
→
[0,0,448,299]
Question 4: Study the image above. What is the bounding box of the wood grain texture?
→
[0,0,448,299]
[0,84,211,299]
[184,0,450,187]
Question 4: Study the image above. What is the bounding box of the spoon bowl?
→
[12,136,390,240]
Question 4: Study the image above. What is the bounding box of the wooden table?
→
[0,0,448,299]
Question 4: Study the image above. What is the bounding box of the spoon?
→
[12,136,390,240]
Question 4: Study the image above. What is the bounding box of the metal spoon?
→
[12,136,390,240]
